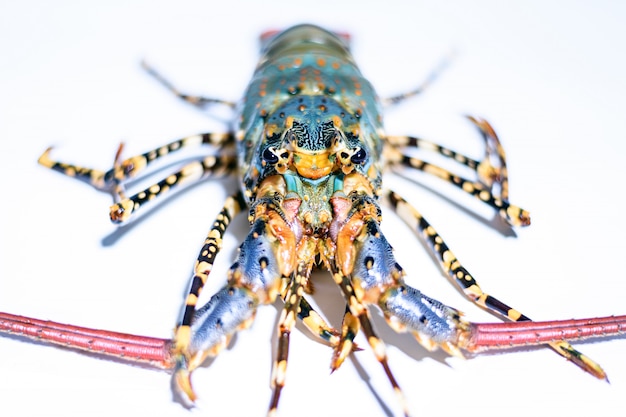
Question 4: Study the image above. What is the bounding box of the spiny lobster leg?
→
[332,194,411,416]
[109,153,237,223]
[466,116,510,201]
[332,264,411,417]
[268,261,312,417]
[330,305,359,371]
[173,192,340,361]
[390,153,528,226]
[172,204,290,402]
[384,190,607,379]
[280,278,342,348]
[386,118,505,193]
[39,132,236,224]
[173,185,340,404]
[384,117,529,227]
[173,192,247,361]
[141,61,237,109]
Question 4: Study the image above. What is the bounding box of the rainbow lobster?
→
[1,24,624,417]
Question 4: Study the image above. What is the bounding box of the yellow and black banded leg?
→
[110,152,237,223]
[171,205,341,358]
[386,119,510,196]
[39,147,109,189]
[141,61,237,110]
[385,135,479,166]
[106,132,234,185]
[331,265,410,417]
[279,285,343,348]
[173,192,247,357]
[384,145,530,227]
[384,190,607,380]
[40,132,233,191]
[330,305,359,371]
[40,132,236,223]
[385,116,522,225]
[466,116,510,200]
[268,263,311,417]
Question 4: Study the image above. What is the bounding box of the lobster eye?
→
[350,147,367,164]
[262,147,279,164]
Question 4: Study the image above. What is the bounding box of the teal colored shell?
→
[236,24,385,202]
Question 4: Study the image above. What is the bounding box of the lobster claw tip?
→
[173,363,198,405]
[330,334,361,372]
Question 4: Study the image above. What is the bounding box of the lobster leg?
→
[174,192,341,356]
[466,116,511,200]
[141,61,237,109]
[173,192,247,363]
[387,151,529,226]
[331,194,414,416]
[281,280,342,347]
[330,305,359,371]
[384,190,607,379]
[39,133,233,190]
[339,212,469,357]
[385,117,525,226]
[385,134,485,172]
[174,188,349,403]
[173,206,295,402]
[39,132,236,224]
[268,262,311,417]
[332,263,411,417]
[386,117,509,198]
[173,284,262,402]
[108,153,236,223]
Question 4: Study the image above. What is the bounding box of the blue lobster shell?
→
[26,23,612,417]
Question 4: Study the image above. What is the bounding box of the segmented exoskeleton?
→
[2,24,625,417]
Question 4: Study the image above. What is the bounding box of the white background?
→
[1,1,625,416]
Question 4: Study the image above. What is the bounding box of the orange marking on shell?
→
[267,210,297,276]
[293,152,333,180]
[336,215,365,276]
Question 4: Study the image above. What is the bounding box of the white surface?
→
[1,2,625,417]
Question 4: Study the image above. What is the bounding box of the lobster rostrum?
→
[2,24,625,417]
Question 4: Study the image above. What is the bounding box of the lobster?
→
[1,24,624,417]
